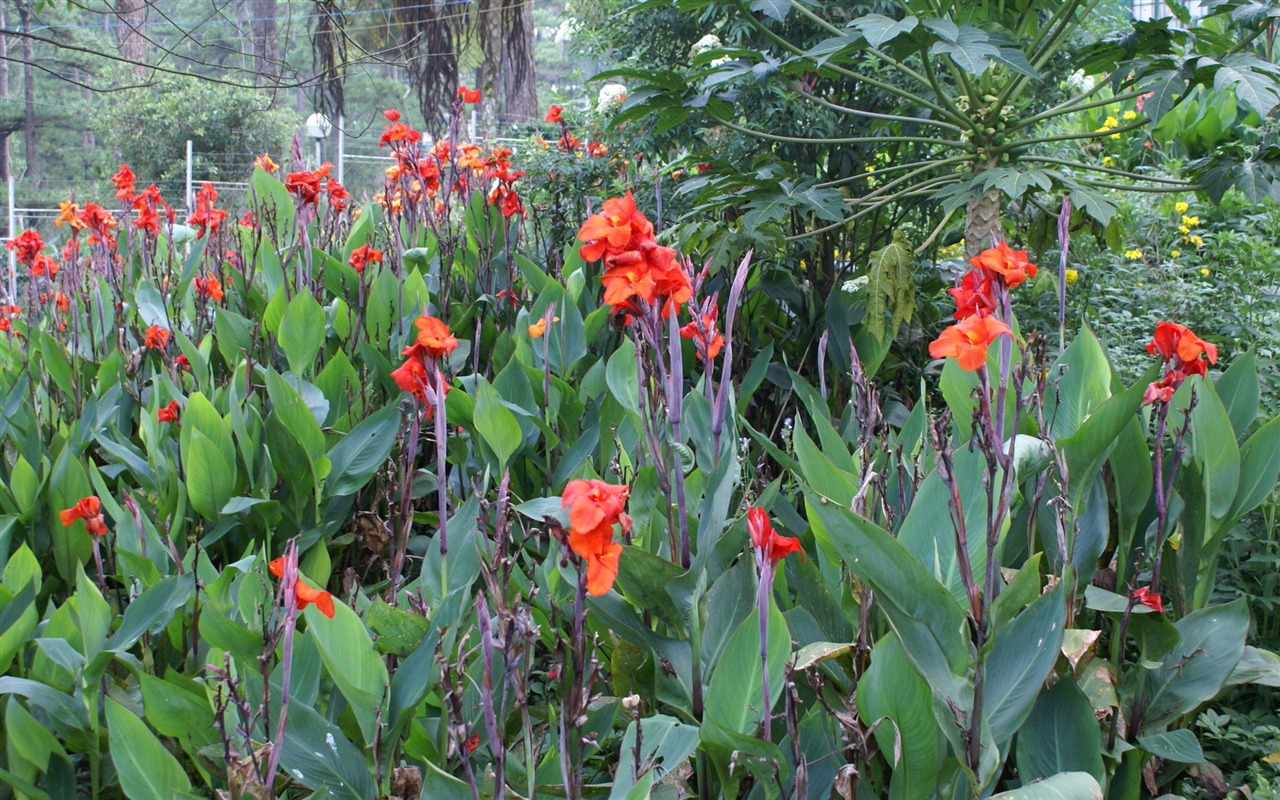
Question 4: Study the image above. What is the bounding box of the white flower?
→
[597,83,628,115]
[691,33,721,57]
[841,275,870,293]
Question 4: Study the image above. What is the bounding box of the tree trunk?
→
[0,2,9,182]
[478,0,502,139]
[501,0,538,124]
[964,189,1002,259]
[114,0,148,79]
[250,0,278,83]
[17,1,37,183]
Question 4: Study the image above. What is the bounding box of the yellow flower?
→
[1175,201,1189,213]
[799,259,808,271]
[1065,268,1079,285]
[1170,249,1180,258]
[1102,156,1114,167]
[528,316,560,339]
[1190,234,1204,247]
[1137,281,1145,287]
[1103,115,1119,128]
[1179,225,1191,234]
[1200,267,1211,276]
[1124,248,1143,259]
[1181,215,1200,227]
[1123,110,1138,121]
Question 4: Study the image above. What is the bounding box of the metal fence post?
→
[7,174,14,303]
[186,139,193,211]
[337,115,345,185]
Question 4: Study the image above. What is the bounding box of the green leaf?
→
[985,586,1066,743]
[325,406,400,496]
[1015,679,1105,784]
[851,13,919,47]
[750,0,789,22]
[277,291,327,376]
[139,672,214,741]
[105,697,192,800]
[857,633,947,800]
[185,431,237,521]
[305,601,388,745]
[107,574,195,652]
[606,339,641,416]
[990,772,1102,800]
[1046,327,1111,440]
[1228,413,1280,522]
[1189,378,1240,521]
[615,546,686,634]
[1213,54,1280,118]
[1138,729,1204,763]
[1215,351,1259,437]
[473,377,522,468]
[367,598,431,657]
[1129,599,1248,734]
[705,600,790,735]
[805,497,972,711]
[927,22,1001,76]
[610,715,701,799]
[864,236,915,344]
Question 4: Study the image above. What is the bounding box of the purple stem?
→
[756,554,773,743]
[1057,194,1071,352]
[667,310,690,568]
[263,541,299,796]
[712,250,753,453]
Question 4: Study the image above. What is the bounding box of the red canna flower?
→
[187,183,226,239]
[747,506,803,564]
[579,191,691,320]
[971,241,1037,288]
[157,400,180,423]
[5,229,44,268]
[144,325,170,349]
[1143,321,1217,404]
[61,496,108,536]
[586,140,609,158]
[383,108,401,122]
[1130,586,1165,614]
[948,270,997,320]
[413,315,458,358]
[31,254,58,279]
[457,85,481,104]
[54,292,70,312]
[465,732,480,754]
[680,304,725,360]
[111,164,137,203]
[348,244,383,274]
[268,556,336,618]
[929,315,1012,371]
[326,179,350,212]
[285,170,323,205]
[561,478,630,596]
[545,104,563,123]
[194,275,224,302]
[175,354,191,371]
[378,122,422,148]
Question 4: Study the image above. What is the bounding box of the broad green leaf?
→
[606,338,641,416]
[858,633,947,800]
[806,497,972,710]
[1137,729,1204,763]
[1015,679,1104,784]
[985,586,1066,743]
[705,600,789,735]
[1045,327,1111,440]
[1215,351,1259,437]
[615,546,686,634]
[865,236,915,343]
[278,291,326,375]
[610,715,701,799]
[989,771,1102,800]
[305,601,388,745]
[105,698,192,800]
[1128,599,1248,734]
[325,406,400,496]
[107,574,195,651]
[1189,378,1239,520]
[473,377,522,468]
[185,431,236,521]
[1228,414,1280,522]
[139,672,213,741]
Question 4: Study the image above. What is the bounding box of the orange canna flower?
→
[144,325,170,350]
[970,241,1037,288]
[194,275,224,302]
[383,108,401,122]
[561,478,630,596]
[528,315,560,339]
[255,153,278,173]
[348,244,383,274]
[157,400,180,423]
[55,200,86,231]
[545,104,563,123]
[457,85,481,104]
[413,315,458,358]
[1143,321,1217,404]
[928,315,1012,371]
[748,506,803,564]
[1130,586,1165,614]
[680,305,725,360]
[111,164,137,202]
[61,496,108,536]
[268,557,336,618]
